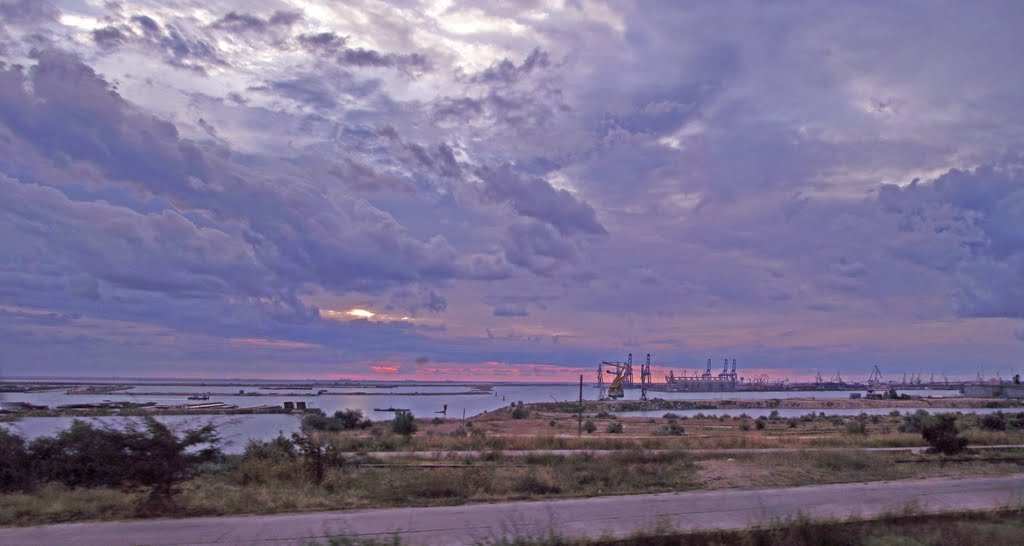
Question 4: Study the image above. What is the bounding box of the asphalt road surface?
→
[2,475,1022,545]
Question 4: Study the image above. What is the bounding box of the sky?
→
[1,0,1023,382]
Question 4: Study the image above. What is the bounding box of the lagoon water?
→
[0,382,972,453]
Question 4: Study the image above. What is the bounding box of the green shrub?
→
[606,422,624,434]
[548,419,556,427]
[922,414,968,455]
[243,435,296,462]
[334,409,373,430]
[899,410,931,433]
[845,418,868,435]
[25,417,221,503]
[0,428,31,492]
[979,412,1007,431]
[391,412,418,438]
[584,420,597,434]
[662,412,681,419]
[755,420,766,430]
[511,403,529,420]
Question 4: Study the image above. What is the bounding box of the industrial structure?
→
[597,354,1000,395]
[597,353,652,399]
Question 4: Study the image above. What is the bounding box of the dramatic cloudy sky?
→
[1,0,1023,381]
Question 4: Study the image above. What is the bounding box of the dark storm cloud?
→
[502,220,582,276]
[472,47,550,85]
[297,32,346,52]
[0,50,496,337]
[92,26,127,48]
[211,10,302,34]
[478,164,606,236]
[131,15,160,33]
[879,163,1024,319]
[2,1,1024,378]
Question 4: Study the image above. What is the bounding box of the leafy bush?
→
[606,422,624,434]
[845,418,868,435]
[0,428,31,492]
[899,410,932,433]
[334,409,373,430]
[548,419,556,427]
[511,403,529,420]
[922,414,968,455]
[391,411,418,438]
[768,410,780,421]
[663,412,680,419]
[739,420,752,431]
[979,412,1007,431]
[243,435,296,462]
[584,420,597,434]
[18,418,221,507]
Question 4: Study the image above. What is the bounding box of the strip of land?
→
[348,444,1024,459]
[2,474,1022,545]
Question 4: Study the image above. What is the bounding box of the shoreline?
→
[526,396,1024,414]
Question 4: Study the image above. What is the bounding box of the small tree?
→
[392,411,418,439]
[121,417,221,508]
[291,431,326,485]
[584,420,597,434]
[922,414,967,455]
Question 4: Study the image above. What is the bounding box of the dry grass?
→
[0,484,141,526]
[4,448,1023,527]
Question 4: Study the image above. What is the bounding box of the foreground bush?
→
[0,428,31,492]
[391,411,418,439]
[2,418,220,507]
[922,415,968,455]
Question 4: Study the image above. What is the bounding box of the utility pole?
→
[578,374,583,436]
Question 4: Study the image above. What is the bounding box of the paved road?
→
[2,475,1022,545]
[353,444,1024,459]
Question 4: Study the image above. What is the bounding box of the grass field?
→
[2,407,1023,527]
[2,447,1022,526]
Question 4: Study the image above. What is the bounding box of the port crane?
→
[867,365,885,395]
[602,361,629,399]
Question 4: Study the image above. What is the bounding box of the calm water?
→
[0,382,973,453]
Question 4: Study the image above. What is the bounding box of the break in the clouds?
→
[1,0,1023,381]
